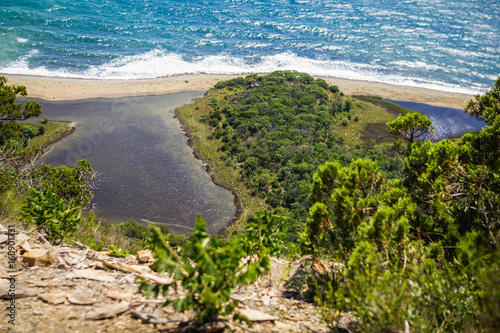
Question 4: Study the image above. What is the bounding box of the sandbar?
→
[4,73,473,109]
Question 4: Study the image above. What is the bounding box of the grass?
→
[27,121,75,148]
[353,95,415,116]
[336,98,396,148]
[174,88,263,235]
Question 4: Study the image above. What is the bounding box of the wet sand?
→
[4,73,473,109]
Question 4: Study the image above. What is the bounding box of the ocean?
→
[1,0,499,94]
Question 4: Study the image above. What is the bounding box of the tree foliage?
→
[465,76,500,125]
[203,71,401,241]
[0,76,42,121]
[387,112,435,146]
[307,78,500,332]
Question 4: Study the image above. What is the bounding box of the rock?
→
[86,301,129,320]
[63,252,83,266]
[262,295,271,306]
[0,234,8,244]
[137,250,153,263]
[0,282,32,299]
[105,291,134,300]
[39,292,67,304]
[22,249,58,267]
[236,308,279,322]
[67,292,96,305]
[103,261,151,274]
[13,233,30,248]
[127,255,137,261]
[66,269,115,282]
[20,240,32,252]
[140,273,173,285]
[25,280,53,287]
[127,264,152,274]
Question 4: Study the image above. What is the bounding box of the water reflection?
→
[387,100,486,140]
[36,92,236,234]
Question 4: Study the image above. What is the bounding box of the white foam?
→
[0,49,485,94]
[16,37,28,43]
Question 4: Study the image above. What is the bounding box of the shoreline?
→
[4,73,473,109]
[173,110,245,236]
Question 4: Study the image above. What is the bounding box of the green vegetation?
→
[108,244,130,258]
[140,215,269,325]
[353,95,414,115]
[167,72,499,330]
[304,78,500,332]
[27,120,74,148]
[2,73,499,331]
[175,71,401,241]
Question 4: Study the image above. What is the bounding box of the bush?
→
[240,210,288,257]
[140,215,269,325]
[20,188,81,244]
[317,240,481,333]
[116,219,152,239]
[21,124,40,139]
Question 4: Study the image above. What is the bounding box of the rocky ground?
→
[0,222,352,333]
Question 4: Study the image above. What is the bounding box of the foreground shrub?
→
[240,210,288,257]
[20,188,81,244]
[140,215,269,325]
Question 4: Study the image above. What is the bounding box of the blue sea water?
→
[1,0,499,94]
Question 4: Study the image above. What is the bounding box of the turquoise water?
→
[1,0,499,93]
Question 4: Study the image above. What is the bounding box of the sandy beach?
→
[4,73,473,110]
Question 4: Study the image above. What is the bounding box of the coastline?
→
[173,110,245,236]
[4,73,473,110]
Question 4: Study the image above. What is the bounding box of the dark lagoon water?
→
[36,92,236,234]
[387,100,487,140]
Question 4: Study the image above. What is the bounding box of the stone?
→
[86,301,129,320]
[20,240,32,252]
[22,249,57,267]
[66,269,115,282]
[0,234,8,244]
[13,233,30,248]
[105,291,134,300]
[39,292,67,305]
[137,250,153,263]
[0,282,32,299]
[63,252,84,266]
[236,308,278,322]
[127,264,151,274]
[67,292,96,305]
[140,273,173,285]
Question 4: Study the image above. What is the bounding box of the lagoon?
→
[387,100,486,140]
[36,92,236,234]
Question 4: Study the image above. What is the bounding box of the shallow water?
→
[387,100,486,140]
[36,92,236,234]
